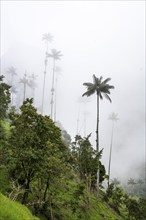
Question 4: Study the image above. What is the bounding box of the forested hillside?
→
[0,75,145,220]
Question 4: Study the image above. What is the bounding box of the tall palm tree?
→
[42,33,53,53]
[41,32,53,114]
[107,112,119,187]
[76,96,90,136]
[111,177,120,186]
[19,71,28,102]
[28,73,38,100]
[7,66,17,85]
[10,86,17,106]
[47,49,63,119]
[82,74,114,197]
[54,66,62,122]
[127,178,136,194]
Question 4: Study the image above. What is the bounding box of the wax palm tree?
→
[42,33,53,53]
[7,66,17,86]
[108,112,119,187]
[10,86,17,106]
[128,178,136,195]
[76,96,90,136]
[82,74,114,197]
[54,66,62,122]
[111,177,120,186]
[28,73,38,99]
[19,71,29,102]
[77,96,90,137]
[47,49,63,119]
[41,32,53,114]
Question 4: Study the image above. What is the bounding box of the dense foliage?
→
[0,78,145,220]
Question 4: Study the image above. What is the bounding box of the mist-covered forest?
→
[0,1,145,219]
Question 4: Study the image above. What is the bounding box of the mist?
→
[1,1,145,184]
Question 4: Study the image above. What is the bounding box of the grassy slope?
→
[0,121,125,220]
[88,196,125,220]
[0,194,39,220]
[0,195,126,220]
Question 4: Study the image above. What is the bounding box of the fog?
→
[1,1,145,183]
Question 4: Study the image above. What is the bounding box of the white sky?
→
[1,0,145,182]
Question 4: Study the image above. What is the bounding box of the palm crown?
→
[82,75,114,102]
[19,73,28,85]
[42,33,53,43]
[7,66,17,76]
[47,49,63,60]
[108,112,119,121]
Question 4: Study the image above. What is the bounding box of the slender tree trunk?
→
[11,91,13,106]
[38,177,42,208]
[22,178,30,204]
[42,70,46,114]
[11,75,13,106]
[108,121,114,187]
[43,177,49,202]
[76,104,81,135]
[23,83,26,102]
[50,59,55,119]
[54,76,58,122]
[41,44,48,115]
[96,93,99,198]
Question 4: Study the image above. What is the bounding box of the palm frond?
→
[102,77,111,85]
[105,84,115,90]
[7,66,17,76]
[99,76,103,83]
[93,74,99,84]
[99,93,103,100]
[47,49,63,60]
[103,93,112,102]
[82,89,95,97]
[83,82,93,87]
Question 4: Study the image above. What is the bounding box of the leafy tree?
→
[71,134,105,193]
[0,76,11,195]
[82,75,114,196]
[0,75,11,120]
[127,178,136,195]
[125,197,143,220]
[105,183,124,214]
[8,98,66,204]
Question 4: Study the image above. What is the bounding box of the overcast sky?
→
[1,0,145,182]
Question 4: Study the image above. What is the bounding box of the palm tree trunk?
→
[41,43,49,115]
[23,83,26,102]
[108,121,114,187]
[54,76,58,122]
[50,59,55,119]
[42,71,46,114]
[11,90,13,106]
[96,93,99,197]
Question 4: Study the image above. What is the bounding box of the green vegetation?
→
[0,75,145,220]
[0,193,39,220]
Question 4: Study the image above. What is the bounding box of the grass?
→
[0,193,39,220]
[90,199,124,220]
